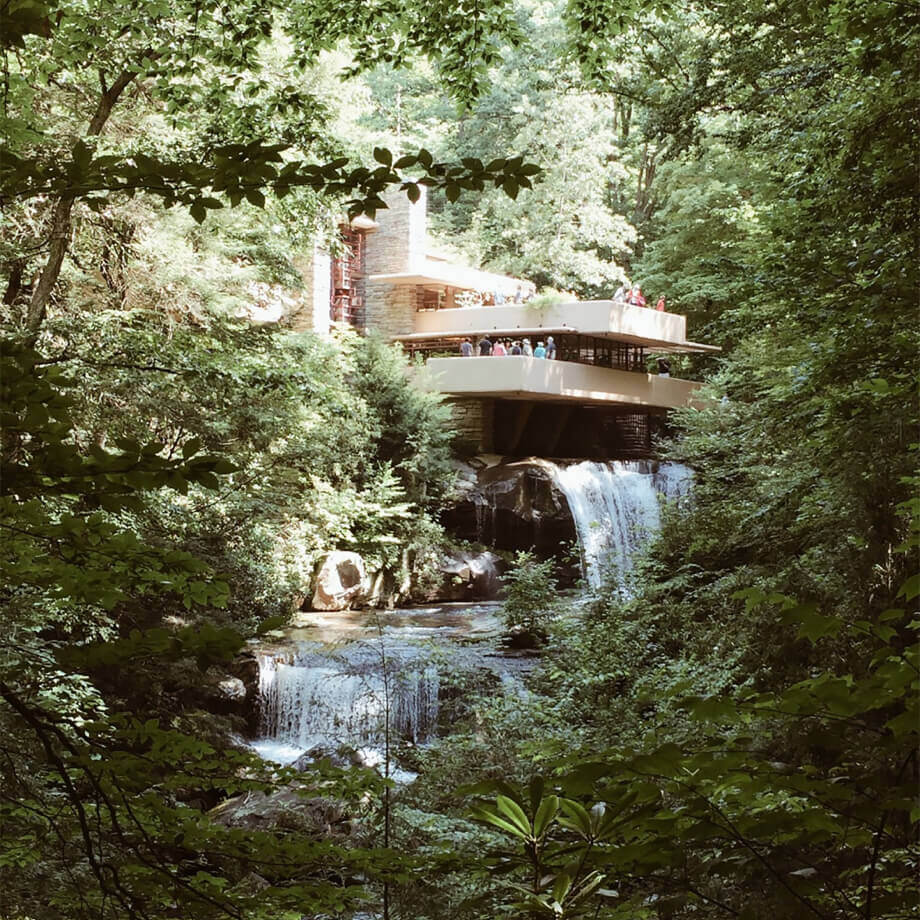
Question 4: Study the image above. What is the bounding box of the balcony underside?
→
[420,356,702,411]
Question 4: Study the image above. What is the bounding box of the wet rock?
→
[503,625,548,650]
[363,568,389,608]
[311,551,368,611]
[442,457,577,554]
[197,666,253,722]
[230,653,260,695]
[210,787,351,836]
[217,677,247,701]
[439,551,505,600]
[229,653,262,734]
[290,744,363,771]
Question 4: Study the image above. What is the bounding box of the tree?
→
[1,0,539,339]
[0,1,541,915]
[358,0,641,295]
[485,0,920,914]
[471,592,919,919]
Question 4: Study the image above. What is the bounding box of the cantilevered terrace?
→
[394,299,717,413]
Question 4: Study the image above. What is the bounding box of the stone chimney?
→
[364,185,428,336]
[365,184,427,275]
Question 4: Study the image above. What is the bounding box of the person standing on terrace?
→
[546,336,557,359]
[629,285,646,308]
[656,295,666,312]
[493,339,506,356]
[478,335,493,356]
[534,341,547,358]
[460,337,473,356]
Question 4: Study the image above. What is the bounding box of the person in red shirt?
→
[629,285,646,308]
[656,295,666,312]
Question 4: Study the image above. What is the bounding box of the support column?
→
[449,397,495,454]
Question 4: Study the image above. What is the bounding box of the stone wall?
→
[364,280,419,338]
[449,397,494,453]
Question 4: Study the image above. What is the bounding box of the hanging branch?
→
[25,67,141,339]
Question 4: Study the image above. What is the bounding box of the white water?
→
[549,460,691,589]
[257,647,440,754]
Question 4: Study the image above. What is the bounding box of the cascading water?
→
[249,606,537,771]
[548,460,691,589]
[254,642,439,764]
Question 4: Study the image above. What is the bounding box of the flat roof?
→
[368,260,534,296]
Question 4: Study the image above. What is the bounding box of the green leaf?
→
[469,805,529,840]
[532,795,559,838]
[897,574,920,601]
[558,799,592,838]
[495,795,532,837]
[529,774,545,813]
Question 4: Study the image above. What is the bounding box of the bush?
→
[501,550,558,643]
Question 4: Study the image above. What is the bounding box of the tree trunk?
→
[24,69,137,339]
[3,259,24,306]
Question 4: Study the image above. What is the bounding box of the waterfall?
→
[256,644,440,759]
[548,460,691,589]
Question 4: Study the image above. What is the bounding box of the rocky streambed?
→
[241,602,538,775]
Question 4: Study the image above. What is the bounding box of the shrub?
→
[501,550,558,643]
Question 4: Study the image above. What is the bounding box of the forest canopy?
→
[1,0,918,918]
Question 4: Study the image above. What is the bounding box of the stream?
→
[249,602,535,776]
[248,460,691,774]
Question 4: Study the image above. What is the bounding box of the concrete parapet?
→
[425,356,703,411]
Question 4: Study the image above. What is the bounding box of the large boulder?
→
[441,458,577,554]
[440,550,505,600]
[210,786,351,836]
[311,551,368,610]
[290,743,364,771]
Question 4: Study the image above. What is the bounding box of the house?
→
[290,187,718,459]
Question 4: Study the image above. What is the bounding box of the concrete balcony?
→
[419,356,703,410]
[408,300,717,353]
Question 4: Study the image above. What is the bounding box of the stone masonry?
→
[289,245,331,334]
[364,185,428,337]
[450,397,494,454]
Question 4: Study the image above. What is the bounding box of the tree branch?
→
[26,67,140,340]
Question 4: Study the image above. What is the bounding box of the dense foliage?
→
[1,0,916,917]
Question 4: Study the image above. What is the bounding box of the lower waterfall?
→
[249,605,536,770]
[548,460,691,589]
[256,643,439,760]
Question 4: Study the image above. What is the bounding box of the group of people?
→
[478,285,532,307]
[613,283,666,312]
[460,335,557,358]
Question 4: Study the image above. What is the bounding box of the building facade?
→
[291,188,718,459]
